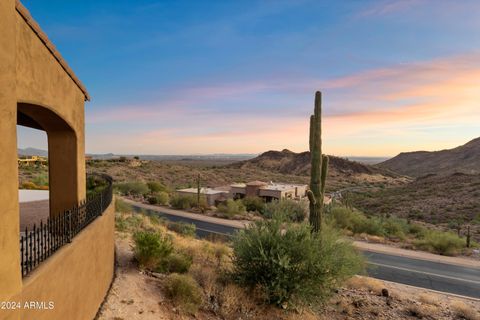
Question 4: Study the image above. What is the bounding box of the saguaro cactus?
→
[197,174,201,208]
[307,91,329,233]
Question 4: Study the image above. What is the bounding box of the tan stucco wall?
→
[258,189,283,199]
[0,202,115,320]
[15,10,86,215]
[0,0,22,304]
[1,1,103,318]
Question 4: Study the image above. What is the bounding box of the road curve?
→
[126,200,480,300]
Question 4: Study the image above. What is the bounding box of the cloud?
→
[357,0,424,17]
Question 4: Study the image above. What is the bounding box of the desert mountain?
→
[18,147,48,157]
[377,137,480,177]
[229,149,399,178]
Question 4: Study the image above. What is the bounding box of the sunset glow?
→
[18,0,480,156]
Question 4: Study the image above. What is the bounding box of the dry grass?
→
[418,293,440,306]
[217,283,257,318]
[345,276,384,295]
[450,300,480,320]
[407,303,439,319]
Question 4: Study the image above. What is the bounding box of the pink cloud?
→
[86,52,480,156]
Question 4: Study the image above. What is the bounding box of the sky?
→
[17,0,480,157]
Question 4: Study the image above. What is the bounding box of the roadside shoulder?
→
[354,240,480,269]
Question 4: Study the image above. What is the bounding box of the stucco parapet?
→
[15,0,90,101]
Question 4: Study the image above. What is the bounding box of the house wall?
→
[258,189,283,200]
[0,0,22,304]
[295,185,307,198]
[1,202,115,320]
[0,2,111,319]
[230,186,246,199]
[15,8,86,216]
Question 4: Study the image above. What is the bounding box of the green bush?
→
[147,191,170,205]
[115,182,149,196]
[262,199,308,222]
[115,213,128,232]
[147,181,168,193]
[414,230,465,256]
[164,273,203,314]
[125,215,145,230]
[231,219,364,307]
[383,217,409,240]
[329,206,385,236]
[32,173,49,187]
[160,252,193,274]
[170,194,199,210]
[242,196,265,213]
[133,231,173,269]
[115,198,132,213]
[217,199,246,217]
[86,175,108,196]
[167,221,196,237]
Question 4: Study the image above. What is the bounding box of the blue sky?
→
[18,0,480,156]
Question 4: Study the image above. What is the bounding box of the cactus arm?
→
[306,190,316,205]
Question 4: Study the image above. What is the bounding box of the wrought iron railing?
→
[20,174,113,277]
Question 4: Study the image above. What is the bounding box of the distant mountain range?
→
[228,149,399,178]
[377,137,480,177]
[18,147,48,157]
[17,148,257,162]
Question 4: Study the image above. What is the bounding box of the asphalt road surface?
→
[131,204,480,299]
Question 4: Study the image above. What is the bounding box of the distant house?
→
[18,155,47,166]
[176,187,230,206]
[230,181,308,202]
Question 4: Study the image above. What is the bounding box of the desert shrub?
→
[133,230,173,269]
[414,230,465,256]
[170,194,198,210]
[115,182,149,196]
[360,217,386,236]
[160,252,193,274]
[32,173,49,187]
[167,221,196,237]
[382,217,409,239]
[115,198,132,213]
[242,196,265,213]
[86,175,108,196]
[124,214,145,230]
[164,273,203,314]
[473,214,480,225]
[147,214,165,225]
[115,213,128,232]
[147,191,170,205]
[21,181,38,190]
[263,199,308,222]
[217,199,246,217]
[451,300,479,320]
[407,223,427,237]
[147,181,168,193]
[231,219,364,307]
[330,206,385,236]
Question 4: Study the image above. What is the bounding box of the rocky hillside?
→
[377,137,480,177]
[350,172,480,241]
[229,149,399,178]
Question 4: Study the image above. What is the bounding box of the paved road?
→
[131,203,480,299]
